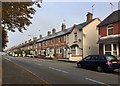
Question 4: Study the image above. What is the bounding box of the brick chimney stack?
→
[40,35,42,38]
[33,37,37,41]
[86,12,93,21]
[47,31,51,36]
[25,41,27,44]
[28,39,32,42]
[52,28,56,34]
[61,23,66,31]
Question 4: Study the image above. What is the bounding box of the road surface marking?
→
[34,63,42,66]
[49,67,68,74]
[85,78,110,86]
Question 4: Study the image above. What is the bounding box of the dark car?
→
[77,54,120,72]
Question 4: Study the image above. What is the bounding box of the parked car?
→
[77,54,120,72]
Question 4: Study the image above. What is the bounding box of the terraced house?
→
[35,12,101,61]
[8,12,101,61]
[97,10,120,58]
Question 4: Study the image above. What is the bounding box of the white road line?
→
[49,67,69,74]
[85,78,110,86]
[34,63,42,66]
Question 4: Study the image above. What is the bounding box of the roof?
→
[37,27,73,43]
[37,18,97,43]
[76,18,96,30]
[11,18,97,50]
[98,10,120,27]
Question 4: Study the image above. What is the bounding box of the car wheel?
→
[97,66,103,72]
[77,63,82,68]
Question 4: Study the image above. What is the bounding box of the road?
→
[2,55,120,85]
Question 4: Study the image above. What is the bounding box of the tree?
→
[1,1,41,49]
[2,28,8,49]
[2,2,36,32]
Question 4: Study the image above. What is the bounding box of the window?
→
[58,37,61,43]
[74,33,77,41]
[98,56,105,60]
[42,42,45,46]
[90,56,98,60]
[56,47,62,54]
[71,46,76,55]
[107,24,114,35]
[104,44,118,56]
[106,55,117,61]
[113,44,117,56]
[104,44,111,55]
[64,35,66,41]
[83,56,91,60]
[46,41,48,45]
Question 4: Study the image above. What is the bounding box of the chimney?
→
[25,41,27,44]
[52,28,56,34]
[40,35,42,38]
[61,23,66,31]
[86,12,93,21]
[33,37,37,40]
[47,31,51,36]
[28,39,32,42]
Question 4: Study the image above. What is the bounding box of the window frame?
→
[74,32,77,41]
[107,24,114,36]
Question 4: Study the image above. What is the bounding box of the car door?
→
[81,55,92,68]
[89,55,99,69]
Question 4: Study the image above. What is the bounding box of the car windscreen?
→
[106,55,118,61]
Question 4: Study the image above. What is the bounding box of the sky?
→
[7,1,119,49]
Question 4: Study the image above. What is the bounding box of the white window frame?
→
[104,44,112,55]
[71,46,78,55]
[46,41,47,45]
[103,44,119,56]
[64,35,66,41]
[56,47,62,54]
[58,37,61,43]
[107,24,114,36]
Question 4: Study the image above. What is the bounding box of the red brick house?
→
[97,10,120,58]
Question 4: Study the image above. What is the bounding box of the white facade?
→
[82,19,100,57]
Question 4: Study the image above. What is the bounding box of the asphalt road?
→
[2,56,120,85]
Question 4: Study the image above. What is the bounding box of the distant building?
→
[97,10,120,57]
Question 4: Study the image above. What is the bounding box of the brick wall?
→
[99,22,120,37]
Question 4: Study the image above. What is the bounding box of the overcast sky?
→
[7,1,119,49]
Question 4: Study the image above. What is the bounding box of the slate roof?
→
[76,18,96,30]
[12,18,97,50]
[37,18,97,43]
[36,27,73,43]
[98,10,120,27]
